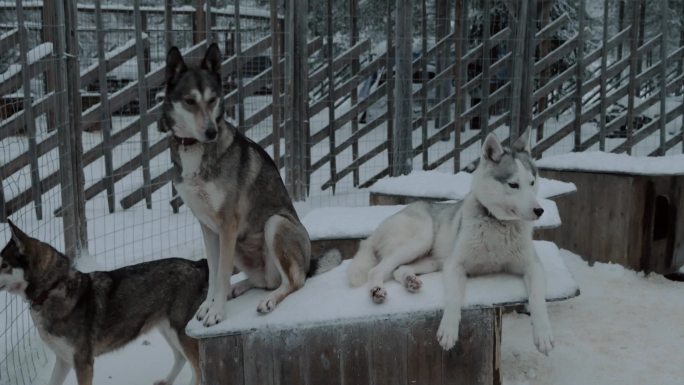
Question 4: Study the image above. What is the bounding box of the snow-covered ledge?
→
[536,152,684,176]
[187,241,578,338]
[368,171,577,203]
[186,241,578,385]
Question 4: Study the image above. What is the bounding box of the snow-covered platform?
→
[302,199,561,259]
[187,241,579,385]
[368,171,577,206]
[536,151,684,275]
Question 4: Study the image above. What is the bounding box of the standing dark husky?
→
[0,221,207,385]
[160,44,340,327]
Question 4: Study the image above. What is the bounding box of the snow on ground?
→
[502,250,684,385]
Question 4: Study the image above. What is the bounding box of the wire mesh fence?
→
[0,0,683,383]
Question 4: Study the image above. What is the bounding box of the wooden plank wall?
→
[199,309,500,385]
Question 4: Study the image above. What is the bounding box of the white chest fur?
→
[31,312,75,365]
[457,218,533,275]
[176,146,225,233]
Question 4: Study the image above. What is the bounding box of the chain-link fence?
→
[1,0,683,383]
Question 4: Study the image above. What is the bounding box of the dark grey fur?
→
[0,222,207,385]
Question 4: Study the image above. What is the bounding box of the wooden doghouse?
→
[187,242,579,385]
[535,153,684,275]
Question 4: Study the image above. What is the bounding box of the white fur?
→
[176,147,224,234]
[0,266,28,298]
[346,132,554,355]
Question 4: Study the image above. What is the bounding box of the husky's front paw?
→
[436,315,460,350]
[405,275,422,292]
[370,286,387,303]
[257,297,277,314]
[532,323,555,355]
[195,299,213,321]
[201,304,224,327]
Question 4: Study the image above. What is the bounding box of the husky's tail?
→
[307,248,343,277]
[346,239,378,287]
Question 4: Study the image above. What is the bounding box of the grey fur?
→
[0,222,207,385]
[162,44,339,326]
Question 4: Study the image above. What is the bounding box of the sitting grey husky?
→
[160,44,340,327]
[347,129,554,355]
[0,222,207,385]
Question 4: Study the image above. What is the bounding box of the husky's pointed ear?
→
[7,220,29,254]
[201,43,222,74]
[482,133,504,163]
[166,46,187,86]
[512,126,532,153]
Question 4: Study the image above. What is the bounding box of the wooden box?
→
[537,167,684,274]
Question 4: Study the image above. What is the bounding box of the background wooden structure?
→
[537,169,684,275]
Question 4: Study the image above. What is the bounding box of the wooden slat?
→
[0,57,51,97]
[119,168,173,209]
[0,92,54,141]
[611,98,684,154]
[535,13,570,41]
[308,39,370,88]
[321,141,387,190]
[79,37,145,88]
[534,35,578,74]
[201,336,244,385]
[0,28,17,53]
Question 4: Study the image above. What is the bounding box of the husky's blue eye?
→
[184,98,196,106]
[508,182,519,189]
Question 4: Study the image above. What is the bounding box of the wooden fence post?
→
[435,0,451,140]
[385,0,395,175]
[270,0,281,168]
[520,0,537,137]
[599,0,609,151]
[452,0,466,171]
[55,0,88,256]
[235,0,245,132]
[284,0,309,200]
[392,0,413,176]
[625,0,642,155]
[657,0,668,155]
[326,0,337,192]
[16,0,42,220]
[42,0,57,132]
[573,0,585,151]
[479,0,492,138]
[95,0,116,213]
[194,0,206,45]
[350,0,360,184]
[134,0,153,209]
[509,0,529,140]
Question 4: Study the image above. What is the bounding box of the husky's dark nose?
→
[533,207,544,218]
[205,128,217,141]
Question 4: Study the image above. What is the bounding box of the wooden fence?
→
[0,0,683,248]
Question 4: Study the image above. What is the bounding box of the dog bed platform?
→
[187,241,579,385]
[368,171,577,206]
[301,199,561,260]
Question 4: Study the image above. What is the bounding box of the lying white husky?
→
[347,129,554,354]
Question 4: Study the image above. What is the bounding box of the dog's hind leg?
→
[258,215,310,314]
[73,353,94,385]
[178,335,201,385]
[392,256,442,293]
[47,358,70,385]
[155,321,187,385]
[367,240,432,303]
[195,224,220,322]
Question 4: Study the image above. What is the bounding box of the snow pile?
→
[302,198,561,240]
[537,152,684,175]
[186,241,578,337]
[370,171,576,200]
